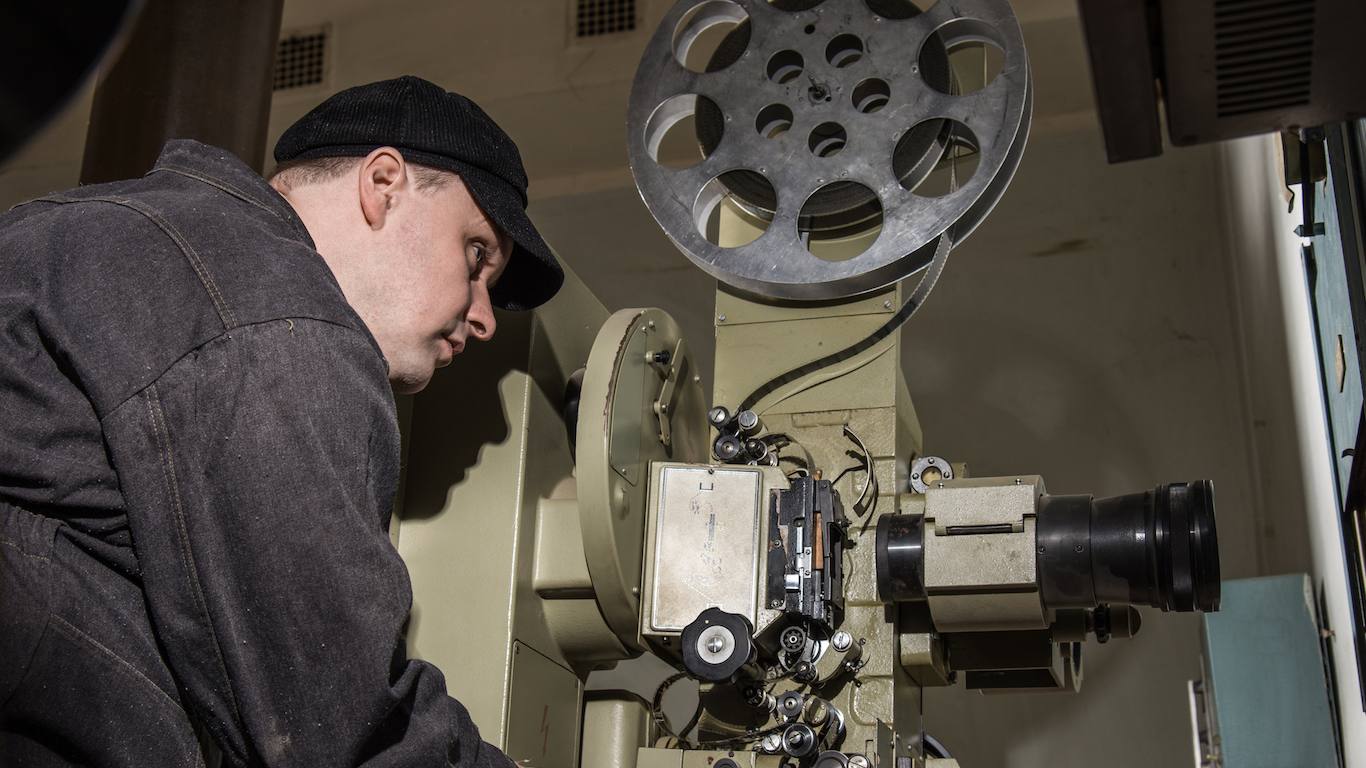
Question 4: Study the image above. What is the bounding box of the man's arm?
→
[102,316,513,767]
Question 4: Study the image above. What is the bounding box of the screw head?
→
[707,636,726,653]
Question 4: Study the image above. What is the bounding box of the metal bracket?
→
[652,338,689,447]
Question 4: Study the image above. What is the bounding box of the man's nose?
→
[467,283,496,341]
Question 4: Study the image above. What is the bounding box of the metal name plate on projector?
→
[649,465,763,631]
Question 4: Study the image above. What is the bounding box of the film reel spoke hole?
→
[825,34,864,68]
[645,94,718,169]
[921,18,1006,95]
[774,0,826,12]
[852,78,890,113]
[863,0,938,20]
[800,182,883,261]
[808,122,847,158]
[672,0,750,73]
[695,171,775,248]
[756,104,794,139]
[767,50,805,84]
[898,119,980,198]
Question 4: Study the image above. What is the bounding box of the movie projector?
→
[393,0,1221,766]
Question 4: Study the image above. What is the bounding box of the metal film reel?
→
[627,0,1032,300]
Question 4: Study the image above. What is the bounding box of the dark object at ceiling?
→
[0,2,142,164]
[1078,0,1366,163]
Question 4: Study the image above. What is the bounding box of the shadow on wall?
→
[400,310,533,520]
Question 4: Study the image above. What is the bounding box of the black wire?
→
[678,699,704,744]
[737,294,921,412]
[737,234,952,413]
[651,672,692,746]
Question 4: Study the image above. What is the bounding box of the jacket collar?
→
[147,140,316,249]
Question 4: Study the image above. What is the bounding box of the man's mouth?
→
[443,335,465,358]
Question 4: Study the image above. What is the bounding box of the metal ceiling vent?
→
[273,27,328,91]
[1215,0,1315,117]
[576,0,636,38]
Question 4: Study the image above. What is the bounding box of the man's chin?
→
[389,369,434,395]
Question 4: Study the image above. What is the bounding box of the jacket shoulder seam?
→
[101,316,381,421]
[34,195,239,330]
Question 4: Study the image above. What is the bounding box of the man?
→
[0,76,561,766]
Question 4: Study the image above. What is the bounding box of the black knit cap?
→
[274,76,563,311]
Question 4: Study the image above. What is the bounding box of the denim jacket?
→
[0,140,511,767]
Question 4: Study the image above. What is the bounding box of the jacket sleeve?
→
[101,317,514,768]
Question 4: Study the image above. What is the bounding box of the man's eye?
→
[472,245,486,263]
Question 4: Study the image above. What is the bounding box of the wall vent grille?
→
[274,29,327,91]
[1214,0,1315,117]
[576,0,636,37]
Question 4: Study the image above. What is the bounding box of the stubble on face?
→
[376,177,509,394]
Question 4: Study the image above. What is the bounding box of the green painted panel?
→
[1201,575,1337,768]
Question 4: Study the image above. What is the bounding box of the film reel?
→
[627,0,1032,300]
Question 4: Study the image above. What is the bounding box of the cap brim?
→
[457,164,564,311]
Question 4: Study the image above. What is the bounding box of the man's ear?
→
[358,147,407,231]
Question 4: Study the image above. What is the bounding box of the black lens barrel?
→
[1036,494,1095,608]
[1038,481,1220,612]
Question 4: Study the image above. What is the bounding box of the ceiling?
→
[0,0,1095,207]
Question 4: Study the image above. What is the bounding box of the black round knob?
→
[680,608,753,683]
[714,435,742,461]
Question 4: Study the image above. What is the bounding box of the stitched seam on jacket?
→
[144,384,247,729]
[1,538,51,562]
[151,165,284,222]
[49,614,184,712]
[101,317,381,419]
[35,195,238,329]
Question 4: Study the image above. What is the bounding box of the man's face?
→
[366,176,509,394]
